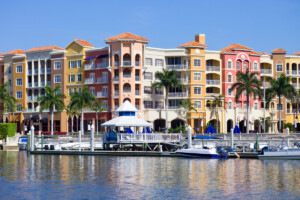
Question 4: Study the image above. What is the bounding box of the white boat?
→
[18,136,28,150]
[176,147,221,158]
[258,146,300,160]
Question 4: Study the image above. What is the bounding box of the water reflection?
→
[0,151,299,199]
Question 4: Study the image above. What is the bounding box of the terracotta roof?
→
[271,48,287,53]
[177,41,207,48]
[3,49,25,55]
[0,53,2,56]
[292,51,300,55]
[74,39,94,47]
[250,50,263,55]
[26,45,64,52]
[261,52,271,55]
[105,32,149,42]
[220,44,253,53]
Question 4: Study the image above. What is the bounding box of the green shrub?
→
[0,123,17,141]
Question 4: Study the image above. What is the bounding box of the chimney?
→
[195,34,205,45]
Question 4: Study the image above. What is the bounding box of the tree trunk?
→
[165,89,169,134]
[216,105,219,133]
[96,111,98,135]
[67,116,69,135]
[279,97,282,133]
[81,110,84,135]
[246,95,249,134]
[71,115,74,134]
[51,110,54,136]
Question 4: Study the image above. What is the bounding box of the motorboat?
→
[258,145,300,160]
[18,136,27,150]
[176,146,221,158]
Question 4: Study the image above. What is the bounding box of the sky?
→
[1,0,300,54]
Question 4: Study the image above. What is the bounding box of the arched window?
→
[135,54,140,66]
[123,54,131,66]
[228,74,232,82]
[114,54,119,66]
[123,83,131,93]
[123,69,131,78]
[227,60,232,69]
[253,61,258,71]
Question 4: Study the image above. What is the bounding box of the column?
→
[131,43,133,66]
[108,45,111,67]
[44,59,47,86]
[120,42,123,66]
[38,58,41,87]
[31,60,34,88]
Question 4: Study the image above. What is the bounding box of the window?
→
[68,88,72,96]
[78,87,82,94]
[194,73,201,81]
[69,61,75,69]
[194,87,201,95]
[276,64,283,72]
[184,59,190,67]
[155,87,163,95]
[243,63,247,70]
[8,80,11,86]
[16,78,22,86]
[253,62,258,71]
[145,58,152,66]
[69,74,75,82]
[76,60,81,68]
[54,61,62,70]
[228,88,232,96]
[144,86,152,94]
[55,89,61,95]
[254,102,258,110]
[90,87,95,96]
[77,74,82,82]
[228,75,232,82]
[17,104,22,112]
[194,101,201,109]
[102,101,108,109]
[155,101,164,109]
[102,87,108,97]
[16,91,22,99]
[194,59,201,67]
[54,75,61,83]
[277,103,283,110]
[144,101,153,109]
[236,62,240,69]
[155,59,163,66]
[73,88,76,93]
[8,67,11,74]
[144,72,152,80]
[228,102,232,109]
[16,65,23,73]
[227,61,232,69]
[195,48,200,53]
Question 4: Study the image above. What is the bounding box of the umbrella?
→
[233,125,241,134]
[205,125,217,134]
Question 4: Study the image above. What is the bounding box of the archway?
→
[123,83,131,93]
[154,119,166,132]
[171,119,185,129]
[114,54,119,66]
[227,119,233,133]
[208,119,220,133]
[135,54,140,66]
[239,120,247,133]
[254,119,260,133]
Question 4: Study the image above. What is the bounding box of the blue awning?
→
[193,136,221,140]
[84,56,95,60]
[97,54,108,59]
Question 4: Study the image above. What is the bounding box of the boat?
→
[258,146,300,160]
[176,146,221,158]
[18,136,28,150]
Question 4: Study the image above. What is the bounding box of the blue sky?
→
[1,0,300,54]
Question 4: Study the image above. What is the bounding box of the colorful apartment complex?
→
[1,32,300,134]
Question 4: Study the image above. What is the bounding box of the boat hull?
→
[176,149,220,158]
[259,149,300,160]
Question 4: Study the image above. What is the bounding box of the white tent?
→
[101,116,152,128]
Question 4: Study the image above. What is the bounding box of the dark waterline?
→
[0,151,300,200]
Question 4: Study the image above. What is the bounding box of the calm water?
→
[0,151,300,200]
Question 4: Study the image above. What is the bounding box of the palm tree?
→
[179,99,197,125]
[230,69,262,134]
[70,86,96,135]
[207,95,225,133]
[152,69,183,133]
[266,74,297,133]
[38,85,66,135]
[91,101,107,134]
[66,104,79,135]
[0,82,16,121]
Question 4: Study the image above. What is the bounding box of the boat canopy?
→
[193,136,221,140]
[205,125,217,134]
[101,116,152,127]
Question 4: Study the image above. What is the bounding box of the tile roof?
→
[220,44,253,53]
[26,45,64,52]
[74,39,94,47]
[177,41,207,48]
[271,48,287,53]
[261,52,271,55]
[250,50,263,55]
[105,32,149,42]
[3,49,25,55]
[0,53,2,56]
[292,51,300,55]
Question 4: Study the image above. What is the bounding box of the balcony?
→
[206,80,220,85]
[85,64,95,70]
[34,69,38,74]
[169,92,188,97]
[123,60,131,66]
[168,106,179,109]
[135,90,140,95]
[34,82,38,87]
[123,74,131,78]
[113,77,119,82]
[34,96,38,101]
[206,92,221,96]
[47,81,51,86]
[264,82,271,88]
[47,68,51,73]
[292,70,297,76]
[27,83,32,88]
[85,78,95,84]
[24,109,33,112]
[97,92,108,98]
[41,69,45,74]
[41,82,45,87]
[96,77,108,83]
[28,96,32,101]
[97,63,108,69]
[179,78,188,84]
[114,91,119,97]
[292,83,297,88]
[28,70,32,75]
[261,69,271,74]
[114,61,119,66]
[124,89,131,93]
[135,76,140,81]
[167,65,187,70]
[206,66,220,71]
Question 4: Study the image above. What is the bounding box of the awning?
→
[40,118,48,123]
[101,116,152,128]
[97,54,108,59]
[84,56,95,60]
[31,115,40,122]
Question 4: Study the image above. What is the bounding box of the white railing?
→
[34,69,38,74]
[27,83,32,88]
[206,66,220,71]
[135,76,140,81]
[85,78,95,84]
[179,78,188,84]
[97,63,108,69]
[113,77,119,81]
[168,92,188,97]
[97,92,108,98]
[96,77,108,83]
[206,80,220,85]
[135,90,140,95]
[123,60,131,66]
[292,70,297,75]
[167,65,187,70]
[105,133,181,143]
[85,64,95,70]
[206,93,221,96]
[261,69,271,74]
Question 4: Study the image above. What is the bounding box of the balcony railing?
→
[123,60,131,66]
[206,66,220,71]
[27,83,32,88]
[85,78,95,84]
[124,89,131,93]
[206,92,221,96]
[167,65,187,70]
[28,70,32,75]
[135,76,140,81]
[113,77,119,81]
[85,64,95,70]
[34,96,38,101]
[169,92,188,97]
[97,63,108,69]
[97,92,108,98]
[34,82,38,87]
[47,68,51,73]
[47,81,51,86]
[123,74,131,78]
[41,69,45,74]
[96,77,108,83]
[206,80,220,85]
[24,109,33,112]
[135,90,140,95]
[292,70,297,75]
[261,69,271,74]
[34,69,38,74]
[28,96,32,101]
[179,78,188,84]
[168,106,179,109]
[263,82,271,87]
[114,61,119,66]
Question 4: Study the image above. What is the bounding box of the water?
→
[0,151,300,200]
